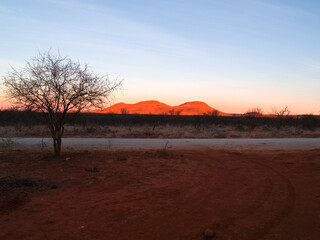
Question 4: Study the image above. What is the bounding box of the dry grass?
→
[1,124,320,138]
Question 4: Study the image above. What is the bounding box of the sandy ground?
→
[4,137,320,151]
[0,148,320,240]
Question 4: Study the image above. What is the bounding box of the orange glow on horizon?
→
[0,99,318,115]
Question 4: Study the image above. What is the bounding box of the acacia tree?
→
[244,107,264,129]
[3,51,121,156]
[245,107,263,117]
[271,106,291,129]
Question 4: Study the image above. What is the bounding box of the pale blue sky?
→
[1,0,320,113]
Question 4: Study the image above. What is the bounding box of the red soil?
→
[93,100,230,116]
[1,149,320,239]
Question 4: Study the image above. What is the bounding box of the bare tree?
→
[272,106,291,117]
[244,107,263,129]
[271,106,291,129]
[245,107,263,117]
[3,51,122,156]
[168,109,175,115]
[120,108,128,114]
[168,109,182,115]
[204,109,220,117]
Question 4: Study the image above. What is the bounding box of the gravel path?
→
[3,137,320,151]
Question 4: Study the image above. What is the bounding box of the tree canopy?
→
[3,51,122,156]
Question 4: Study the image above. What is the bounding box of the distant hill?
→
[93,100,230,116]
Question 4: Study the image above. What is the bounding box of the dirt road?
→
[1,149,320,239]
[5,137,320,151]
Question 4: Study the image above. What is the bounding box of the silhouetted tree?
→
[245,107,263,129]
[245,107,263,117]
[3,51,121,156]
[204,110,220,117]
[271,106,291,129]
[120,108,128,114]
[168,109,182,115]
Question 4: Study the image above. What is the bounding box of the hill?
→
[94,100,230,116]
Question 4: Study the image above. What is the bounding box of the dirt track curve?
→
[102,150,298,240]
[1,149,319,239]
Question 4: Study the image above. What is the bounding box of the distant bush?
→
[245,107,264,129]
[272,106,292,129]
[0,110,320,130]
[299,115,320,130]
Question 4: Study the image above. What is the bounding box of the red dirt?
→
[0,149,320,239]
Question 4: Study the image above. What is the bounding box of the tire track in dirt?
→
[193,152,296,240]
[242,157,296,239]
[65,150,297,240]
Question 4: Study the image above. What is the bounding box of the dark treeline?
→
[1,110,320,130]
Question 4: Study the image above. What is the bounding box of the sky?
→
[0,0,320,114]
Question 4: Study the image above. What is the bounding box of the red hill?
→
[94,100,230,116]
[174,101,215,115]
[104,101,171,115]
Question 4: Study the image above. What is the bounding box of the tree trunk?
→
[52,126,64,157]
[53,137,62,157]
[48,114,65,157]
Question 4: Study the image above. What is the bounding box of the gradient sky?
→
[1,0,320,114]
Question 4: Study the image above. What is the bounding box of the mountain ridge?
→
[93,100,230,116]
